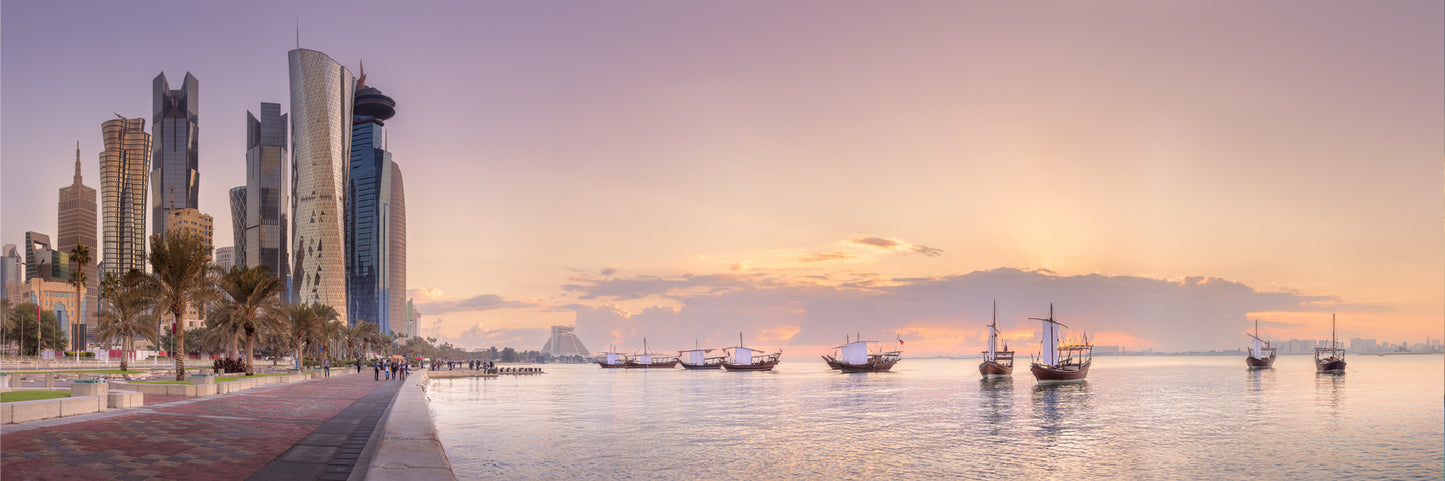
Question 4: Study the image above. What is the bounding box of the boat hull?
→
[679,361,722,370]
[822,355,843,370]
[624,360,679,369]
[1246,353,1276,369]
[723,360,779,371]
[1316,359,1347,372]
[596,361,628,369]
[979,360,1013,377]
[837,358,898,373]
[1031,360,1090,383]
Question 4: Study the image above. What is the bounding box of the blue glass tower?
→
[346,73,396,331]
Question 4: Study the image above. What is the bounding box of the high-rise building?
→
[215,246,236,271]
[289,49,353,320]
[389,161,406,335]
[346,74,397,331]
[245,102,289,283]
[100,116,152,277]
[24,232,67,282]
[229,186,247,267]
[166,208,214,254]
[151,72,200,241]
[1,245,20,301]
[58,141,99,331]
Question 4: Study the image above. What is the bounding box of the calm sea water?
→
[428,355,1443,480]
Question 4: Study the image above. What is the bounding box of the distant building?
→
[289,48,353,321]
[58,142,99,332]
[542,326,590,356]
[388,161,406,336]
[20,277,86,349]
[245,102,290,285]
[229,186,247,267]
[151,72,200,241]
[346,72,398,332]
[24,232,67,283]
[215,246,236,271]
[100,116,152,277]
[166,208,214,254]
[0,245,20,301]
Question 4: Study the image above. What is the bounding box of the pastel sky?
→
[3,1,1440,356]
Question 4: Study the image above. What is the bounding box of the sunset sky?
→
[3,1,1440,356]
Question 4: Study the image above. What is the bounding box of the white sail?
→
[638,354,652,365]
[842,341,869,365]
[734,347,753,365]
[688,350,706,365]
[987,326,998,361]
[1040,321,1058,366]
[606,353,619,364]
[1252,338,1263,358]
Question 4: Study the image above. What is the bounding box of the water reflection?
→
[1030,382,1092,447]
[979,377,1015,440]
[1315,370,1346,416]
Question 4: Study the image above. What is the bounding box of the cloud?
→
[557,267,1371,355]
[601,267,617,277]
[849,236,943,257]
[413,293,544,315]
[798,251,858,263]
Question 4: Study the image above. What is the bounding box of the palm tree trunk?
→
[120,335,129,372]
[244,330,255,376]
[174,313,187,381]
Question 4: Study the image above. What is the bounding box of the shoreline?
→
[362,369,456,480]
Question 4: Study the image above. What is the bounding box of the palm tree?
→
[312,304,341,364]
[67,244,91,351]
[0,298,13,355]
[345,321,381,360]
[147,231,221,380]
[211,266,285,375]
[94,270,158,372]
[286,304,320,369]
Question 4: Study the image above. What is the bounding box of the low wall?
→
[362,371,456,480]
[2,391,107,424]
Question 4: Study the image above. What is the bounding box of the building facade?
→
[229,186,247,267]
[24,232,68,283]
[166,208,214,254]
[20,277,86,349]
[215,246,236,271]
[388,162,406,335]
[1,245,20,301]
[346,78,397,331]
[58,142,99,330]
[100,116,152,277]
[289,49,353,320]
[245,102,289,283]
[542,325,590,356]
[151,72,200,241]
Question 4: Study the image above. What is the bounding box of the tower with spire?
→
[58,140,98,346]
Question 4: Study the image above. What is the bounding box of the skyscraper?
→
[289,49,353,320]
[388,161,407,335]
[151,72,200,241]
[58,141,98,332]
[229,186,247,268]
[346,74,396,331]
[215,246,236,271]
[1,245,20,301]
[246,102,289,283]
[166,208,213,254]
[100,116,151,276]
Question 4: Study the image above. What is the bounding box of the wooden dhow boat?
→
[1315,314,1346,373]
[722,333,781,371]
[834,337,902,373]
[624,338,679,369]
[595,346,629,369]
[679,340,725,369]
[1029,304,1092,383]
[979,301,1014,378]
[1245,318,1276,369]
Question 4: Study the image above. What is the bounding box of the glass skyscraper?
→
[229,186,247,268]
[346,76,397,331]
[151,72,200,240]
[245,103,289,285]
[388,161,406,335]
[100,116,151,276]
[289,49,353,320]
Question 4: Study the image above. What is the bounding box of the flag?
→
[897,334,904,345]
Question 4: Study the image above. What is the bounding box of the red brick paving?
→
[142,394,188,406]
[1,373,386,481]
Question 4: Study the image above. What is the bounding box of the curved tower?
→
[289,49,353,319]
[346,75,397,330]
[100,116,152,276]
[388,161,406,335]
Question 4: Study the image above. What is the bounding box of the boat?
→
[1315,314,1346,373]
[1245,318,1276,369]
[679,340,725,369]
[595,346,629,369]
[722,333,781,371]
[979,301,1014,378]
[834,336,902,373]
[1029,304,1092,383]
[624,338,679,368]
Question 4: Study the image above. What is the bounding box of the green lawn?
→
[1,391,70,403]
[217,373,286,382]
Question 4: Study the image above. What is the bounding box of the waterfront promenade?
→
[2,371,406,480]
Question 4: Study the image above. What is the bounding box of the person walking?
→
[373,359,380,381]
[323,358,331,378]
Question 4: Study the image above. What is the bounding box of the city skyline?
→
[1,2,1440,355]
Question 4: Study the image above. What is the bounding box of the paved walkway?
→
[2,372,406,480]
